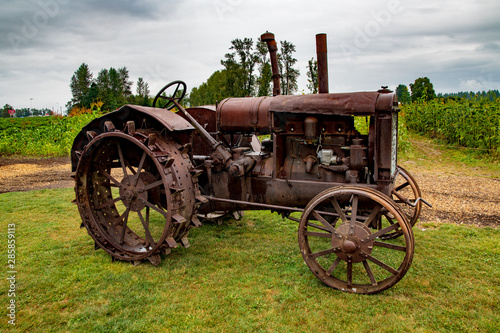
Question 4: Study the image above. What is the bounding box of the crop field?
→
[1,98,498,161]
[0,113,100,157]
[402,98,500,159]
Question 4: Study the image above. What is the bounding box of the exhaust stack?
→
[261,32,281,96]
[316,33,329,94]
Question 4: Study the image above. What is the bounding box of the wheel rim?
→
[298,186,414,294]
[392,166,422,227]
[75,130,193,263]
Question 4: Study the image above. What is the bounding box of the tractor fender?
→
[71,105,194,172]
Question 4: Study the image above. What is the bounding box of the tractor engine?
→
[196,88,399,213]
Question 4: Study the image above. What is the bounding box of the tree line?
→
[13,38,499,119]
[1,105,53,118]
[437,90,500,101]
[395,77,436,104]
[68,64,151,114]
[187,36,317,106]
[67,36,309,113]
[396,77,500,105]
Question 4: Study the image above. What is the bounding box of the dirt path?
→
[401,163,499,227]
[399,139,499,227]
[0,156,73,194]
[0,139,498,227]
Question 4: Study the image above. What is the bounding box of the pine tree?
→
[306,58,318,94]
[278,40,299,95]
[396,84,411,104]
[70,63,93,108]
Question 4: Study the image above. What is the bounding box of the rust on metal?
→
[316,33,329,94]
[72,31,430,295]
[261,32,281,96]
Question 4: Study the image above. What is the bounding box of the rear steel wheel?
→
[75,125,196,264]
[298,186,414,294]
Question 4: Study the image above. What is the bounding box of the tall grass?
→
[402,98,500,158]
[0,113,100,157]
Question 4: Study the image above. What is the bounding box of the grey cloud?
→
[2,0,500,109]
[0,0,177,52]
[476,42,500,51]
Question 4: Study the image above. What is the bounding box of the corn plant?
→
[0,113,101,156]
[402,98,500,158]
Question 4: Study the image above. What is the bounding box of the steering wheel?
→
[152,80,187,110]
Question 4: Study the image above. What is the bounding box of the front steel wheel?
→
[298,186,414,294]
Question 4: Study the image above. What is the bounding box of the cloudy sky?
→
[1,0,499,111]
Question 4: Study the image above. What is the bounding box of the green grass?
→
[1,188,499,332]
[399,133,500,178]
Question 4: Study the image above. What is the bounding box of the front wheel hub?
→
[332,222,373,263]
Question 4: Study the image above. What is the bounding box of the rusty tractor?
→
[71,32,430,294]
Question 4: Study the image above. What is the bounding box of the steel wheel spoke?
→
[133,151,147,185]
[363,260,378,286]
[385,214,396,226]
[97,196,122,210]
[347,260,353,287]
[364,252,399,275]
[98,166,122,188]
[326,257,342,276]
[311,210,335,233]
[366,223,400,240]
[126,164,136,176]
[119,207,131,245]
[395,181,410,192]
[304,231,332,238]
[374,241,406,252]
[306,222,332,233]
[141,199,168,218]
[142,180,164,192]
[363,204,382,227]
[330,197,348,224]
[116,143,129,179]
[309,247,338,259]
[138,209,155,248]
[349,195,358,235]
